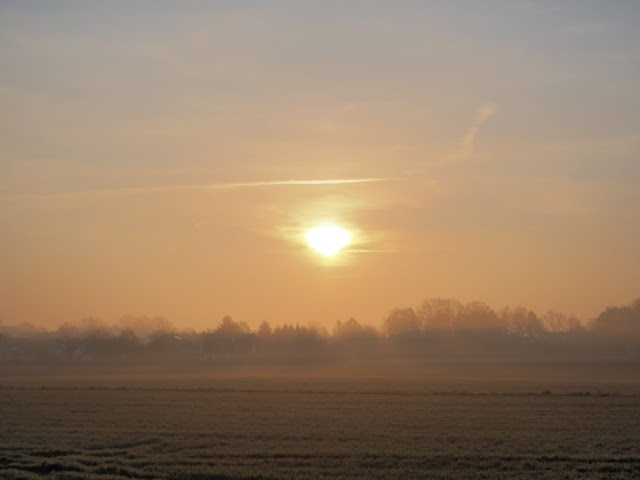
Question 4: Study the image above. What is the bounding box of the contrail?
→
[347,248,402,253]
[17,177,390,199]
[217,178,389,188]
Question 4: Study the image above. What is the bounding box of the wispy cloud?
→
[347,248,401,253]
[16,177,391,200]
[422,102,496,168]
[220,178,389,188]
[459,102,496,158]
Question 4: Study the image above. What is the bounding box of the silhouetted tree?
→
[116,329,141,359]
[215,316,250,337]
[502,307,544,338]
[258,321,272,336]
[333,317,378,339]
[457,301,501,331]
[543,310,584,333]
[118,315,174,338]
[417,298,462,334]
[591,299,640,337]
[384,308,421,338]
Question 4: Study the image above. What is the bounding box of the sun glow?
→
[306,225,351,256]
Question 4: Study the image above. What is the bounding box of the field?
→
[1,369,639,479]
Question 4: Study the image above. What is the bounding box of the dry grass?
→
[1,374,639,479]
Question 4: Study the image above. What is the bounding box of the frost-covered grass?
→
[1,375,639,479]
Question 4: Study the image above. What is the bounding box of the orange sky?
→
[2,2,639,330]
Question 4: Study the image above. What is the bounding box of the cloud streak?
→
[347,248,402,253]
[15,177,391,200]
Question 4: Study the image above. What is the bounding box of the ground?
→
[1,370,639,479]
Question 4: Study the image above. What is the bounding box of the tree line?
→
[1,298,638,366]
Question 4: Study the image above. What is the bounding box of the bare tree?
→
[502,307,544,338]
[333,317,378,339]
[457,301,501,331]
[417,298,462,335]
[543,310,584,333]
[384,308,421,338]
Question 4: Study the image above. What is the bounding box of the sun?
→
[306,225,351,256]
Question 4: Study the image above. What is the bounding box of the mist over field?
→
[2,313,640,480]
[2,297,639,480]
[2,298,638,378]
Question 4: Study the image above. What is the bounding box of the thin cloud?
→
[16,177,391,200]
[347,248,402,253]
[474,102,496,124]
[460,102,496,157]
[220,178,389,188]
[422,102,496,168]
[430,102,496,166]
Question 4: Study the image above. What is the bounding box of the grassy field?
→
[1,372,639,479]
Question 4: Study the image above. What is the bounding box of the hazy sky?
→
[2,1,639,330]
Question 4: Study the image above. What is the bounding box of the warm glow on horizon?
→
[306,225,351,256]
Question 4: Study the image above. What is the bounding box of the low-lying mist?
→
[1,298,639,375]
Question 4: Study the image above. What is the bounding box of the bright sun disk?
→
[306,225,351,256]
